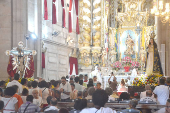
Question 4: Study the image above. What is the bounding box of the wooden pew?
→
[57,102,165,113]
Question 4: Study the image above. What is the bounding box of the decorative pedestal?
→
[124,66,130,72]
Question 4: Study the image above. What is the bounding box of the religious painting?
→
[119,30,138,59]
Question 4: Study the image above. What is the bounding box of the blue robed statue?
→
[145,38,163,75]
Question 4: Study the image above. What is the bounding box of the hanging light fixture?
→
[151,0,170,25]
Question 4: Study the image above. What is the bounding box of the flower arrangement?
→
[111,61,122,71]
[122,56,132,67]
[5,77,34,87]
[132,76,145,87]
[131,61,141,69]
[132,74,163,87]
[145,74,163,86]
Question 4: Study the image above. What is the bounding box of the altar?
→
[103,75,137,89]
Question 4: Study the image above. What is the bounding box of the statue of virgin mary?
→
[145,38,163,75]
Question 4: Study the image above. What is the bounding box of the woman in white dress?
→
[117,79,128,92]
[1,87,18,113]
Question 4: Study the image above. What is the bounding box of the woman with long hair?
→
[117,79,128,92]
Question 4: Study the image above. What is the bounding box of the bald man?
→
[140,90,156,102]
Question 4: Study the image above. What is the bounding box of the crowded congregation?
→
[0,73,170,113]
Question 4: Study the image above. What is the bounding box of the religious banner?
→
[61,0,65,27]
[42,53,45,68]
[52,0,57,24]
[68,0,73,33]
[44,0,48,20]
[7,55,16,77]
[25,55,35,78]
[69,57,78,75]
[75,0,79,34]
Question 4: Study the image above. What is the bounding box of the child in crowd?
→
[77,91,83,99]
[21,88,29,104]
[84,75,88,83]
[69,78,74,84]
[93,76,98,86]
[32,89,43,108]
[96,82,102,90]
[70,83,78,99]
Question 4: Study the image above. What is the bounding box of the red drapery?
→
[61,0,65,27]
[68,0,72,33]
[42,53,45,68]
[7,55,16,77]
[75,0,79,34]
[44,0,48,20]
[52,0,57,24]
[25,55,35,78]
[69,57,78,75]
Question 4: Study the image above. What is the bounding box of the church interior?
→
[0,0,170,80]
[1,0,170,112]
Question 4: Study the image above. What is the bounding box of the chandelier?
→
[151,0,170,25]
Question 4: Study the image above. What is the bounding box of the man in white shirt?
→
[60,76,71,101]
[153,78,169,105]
[7,73,23,94]
[74,77,83,91]
[140,90,156,102]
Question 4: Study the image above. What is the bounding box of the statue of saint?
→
[101,48,107,67]
[124,34,135,55]
[109,47,117,64]
[6,41,36,78]
[145,37,163,75]
[71,48,77,58]
[93,52,100,65]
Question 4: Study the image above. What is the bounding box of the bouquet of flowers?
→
[122,56,132,67]
[132,74,163,87]
[145,74,163,86]
[131,61,141,69]
[111,61,122,71]
[132,76,145,87]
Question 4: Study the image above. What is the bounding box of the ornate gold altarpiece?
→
[78,0,157,73]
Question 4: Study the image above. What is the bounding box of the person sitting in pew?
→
[80,90,117,113]
[69,99,87,113]
[140,90,156,102]
[121,100,141,113]
[105,87,116,101]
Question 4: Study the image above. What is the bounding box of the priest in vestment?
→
[90,66,102,83]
